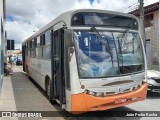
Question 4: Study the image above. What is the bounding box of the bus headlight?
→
[81,85,85,89]
[93,92,97,96]
[99,93,105,97]
[85,90,90,94]
[143,79,147,82]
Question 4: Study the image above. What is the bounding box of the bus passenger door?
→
[52,28,65,106]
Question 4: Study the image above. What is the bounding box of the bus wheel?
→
[26,66,30,79]
[46,78,51,101]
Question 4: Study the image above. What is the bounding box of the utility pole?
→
[139,0,146,49]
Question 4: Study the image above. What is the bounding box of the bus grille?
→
[85,82,142,97]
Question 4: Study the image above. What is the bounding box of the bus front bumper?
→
[71,82,147,114]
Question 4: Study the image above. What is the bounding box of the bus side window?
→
[28,41,30,56]
[45,30,51,45]
[36,36,42,58]
[40,34,45,58]
[31,40,35,58]
[25,43,28,56]
[34,38,37,57]
[43,30,51,59]
[30,40,33,57]
[40,34,45,46]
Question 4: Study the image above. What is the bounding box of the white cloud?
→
[6,21,38,44]
[6,0,159,49]
[144,0,159,6]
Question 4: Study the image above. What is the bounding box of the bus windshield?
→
[74,30,144,78]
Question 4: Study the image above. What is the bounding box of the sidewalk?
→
[0,66,65,120]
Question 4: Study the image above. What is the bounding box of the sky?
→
[6,0,159,49]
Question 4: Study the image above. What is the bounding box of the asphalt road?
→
[16,65,160,120]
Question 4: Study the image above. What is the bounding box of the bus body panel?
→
[80,72,144,94]
[25,57,51,90]
[69,53,82,94]
[65,89,72,111]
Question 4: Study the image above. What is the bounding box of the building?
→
[0,0,6,93]
[130,2,159,70]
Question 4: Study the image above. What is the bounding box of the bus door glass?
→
[53,28,65,104]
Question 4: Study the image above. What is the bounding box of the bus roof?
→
[23,9,138,44]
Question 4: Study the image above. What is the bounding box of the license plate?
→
[115,98,127,104]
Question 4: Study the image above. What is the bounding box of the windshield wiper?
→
[121,28,129,51]
[90,27,114,67]
[118,37,123,68]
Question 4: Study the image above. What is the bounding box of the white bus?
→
[22,9,147,114]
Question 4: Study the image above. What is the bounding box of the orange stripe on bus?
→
[72,83,147,114]
[72,93,88,114]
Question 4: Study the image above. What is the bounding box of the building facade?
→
[130,2,159,70]
[0,0,6,93]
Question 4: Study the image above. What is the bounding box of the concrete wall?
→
[145,10,159,70]
[0,0,5,93]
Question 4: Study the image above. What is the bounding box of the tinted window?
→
[72,12,138,30]
[45,30,51,45]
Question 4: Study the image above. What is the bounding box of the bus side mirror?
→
[68,47,74,62]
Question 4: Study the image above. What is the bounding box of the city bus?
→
[22,9,147,114]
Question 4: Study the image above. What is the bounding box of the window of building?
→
[144,14,153,27]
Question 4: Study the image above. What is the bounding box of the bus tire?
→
[26,66,30,79]
[45,77,51,101]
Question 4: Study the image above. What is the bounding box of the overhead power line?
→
[116,1,139,13]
